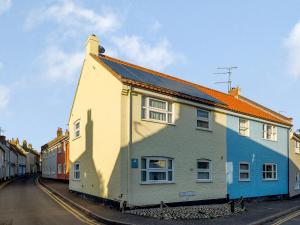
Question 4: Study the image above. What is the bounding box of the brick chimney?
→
[86,34,99,56]
[65,129,69,137]
[57,128,63,137]
[229,86,241,98]
[0,135,5,144]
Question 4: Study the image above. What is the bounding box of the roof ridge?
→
[96,54,292,126]
[99,54,231,97]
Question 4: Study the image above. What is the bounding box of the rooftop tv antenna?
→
[214,67,238,92]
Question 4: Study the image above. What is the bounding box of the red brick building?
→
[41,128,69,180]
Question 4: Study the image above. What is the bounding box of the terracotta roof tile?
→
[93,54,292,126]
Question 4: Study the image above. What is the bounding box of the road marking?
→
[35,178,102,225]
[0,180,12,190]
[272,210,300,225]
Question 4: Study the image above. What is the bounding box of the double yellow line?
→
[272,210,300,225]
[35,178,102,225]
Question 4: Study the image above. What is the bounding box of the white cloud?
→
[0,85,10,109]
[111,35,184,71]
[149,20,162,34]
[40,46,84,82]
[284,21,300,78]
[0,0,11,15]
[24,0,120,34]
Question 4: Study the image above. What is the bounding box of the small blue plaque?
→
[131,158,138,168]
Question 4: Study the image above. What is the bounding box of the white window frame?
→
[262,163,277,181]
[73,120,81,139]
[63,163,66,174]
[239,118,250,137]
[73,162,80,180]
[295,140,300,154]
[295,173,300,190]
[196,109,212,131]
[263,124,277,141]
[141,157,174,184]
[141,96,174,124]
[57,163,62,174]
[239,162,250,181]
[196,159,212,182]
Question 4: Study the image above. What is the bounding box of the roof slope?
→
[93,54,292,126]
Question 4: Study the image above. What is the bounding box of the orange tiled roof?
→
[93,54,292,126]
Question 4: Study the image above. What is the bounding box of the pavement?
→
[0,175,104,225]
[39,178,300,225]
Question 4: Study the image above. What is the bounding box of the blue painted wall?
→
[226,115,289,199]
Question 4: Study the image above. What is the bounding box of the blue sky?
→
[0,0,300,150]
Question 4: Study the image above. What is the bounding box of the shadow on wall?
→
[72,109,105,198]
[72,102,293,206]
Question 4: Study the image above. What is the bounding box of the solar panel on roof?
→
[100,57,224,105]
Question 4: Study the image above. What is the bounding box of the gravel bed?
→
[126,203,245,220]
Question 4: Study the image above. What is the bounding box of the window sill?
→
[239,179,251,182]
[262,138,277,142]
[196,179,212,183]
[141,118,175,126]
[239,133,250,137]
[72,179,80,181]
[195,127,212,132]
[262,179,278,181]
[140,181,175,185]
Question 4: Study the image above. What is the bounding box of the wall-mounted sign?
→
[131,158,138,168]
[179,191,196,197]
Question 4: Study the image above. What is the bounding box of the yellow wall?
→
[69,55,123,200]
[289,134,300,197]
[125,91,227,205]
[69,51,227,206]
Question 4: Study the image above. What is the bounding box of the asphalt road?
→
[0,176,103,225]
[270,210,300,225]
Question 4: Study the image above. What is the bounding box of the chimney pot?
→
[86,34,99,56]
[57,128,63,137]
[229,86,241,98]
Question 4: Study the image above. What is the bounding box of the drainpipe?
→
[126,85,133,205]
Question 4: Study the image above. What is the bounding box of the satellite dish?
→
[99,45,105,54]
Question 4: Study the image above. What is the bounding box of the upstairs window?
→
[263,163,277,180]
[73,163,80,180]
[74,120,80,139]
[197,159,212,182]
[196,109,211,130]
[296,141,300,154]
[141,157,174,184]
[141,96,173,124]
[239,118,250,136]
[263,124,277,141]
[57,164,62,174]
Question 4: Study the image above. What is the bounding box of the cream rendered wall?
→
[289,134,300,197]
[127,92,227,206]
[69,55,123,201]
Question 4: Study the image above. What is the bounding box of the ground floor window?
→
[239,162,250,181]
[263,163,277,180]
[63,163,66,174]
[296,173,300,190]
[141,157,174,184]
[197,159,212,182]
[73,163,80,180]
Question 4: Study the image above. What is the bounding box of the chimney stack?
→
[28,144,33,149]
[22,140,27,148]
[57,127,63,137]
[0,135,6,144]
[86,34,99,56]
[229,86,241,98]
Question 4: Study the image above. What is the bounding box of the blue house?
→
[198,87,293,199]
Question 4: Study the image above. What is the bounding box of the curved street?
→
[0,176,103,225]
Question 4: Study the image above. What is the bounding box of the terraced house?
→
[68,35,292,207]
[289,132,300,197]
